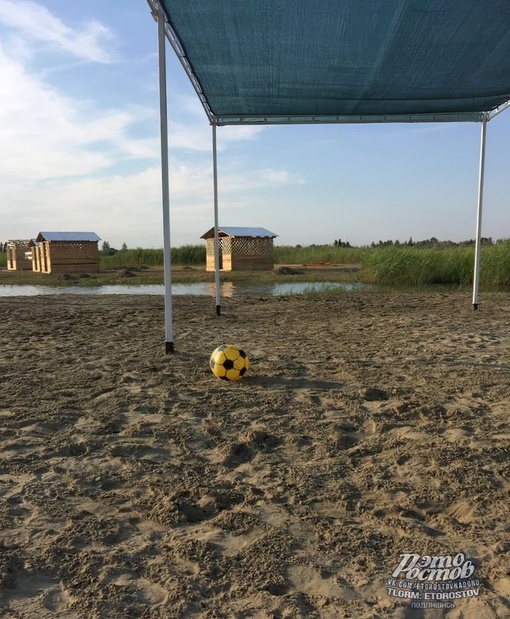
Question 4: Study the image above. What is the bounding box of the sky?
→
[1,0,510,249]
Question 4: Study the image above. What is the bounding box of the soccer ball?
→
[210,345,250,381]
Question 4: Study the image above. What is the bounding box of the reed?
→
[100,245,206,268]
[92,242,510,288]
[478,241,510,286]
[274,245,366,264]
[361,242,510,287]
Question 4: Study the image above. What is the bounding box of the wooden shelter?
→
[6,240,33,271]
[32,232,101,274]
[201,227,278,272]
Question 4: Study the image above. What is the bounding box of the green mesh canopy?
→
[159,0,510,124]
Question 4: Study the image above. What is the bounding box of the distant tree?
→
[366,236,503,248]
[101,240,118,256]
[121,242,128,251]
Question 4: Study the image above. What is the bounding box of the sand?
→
[0,290,509,618]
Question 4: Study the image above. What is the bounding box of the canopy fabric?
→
[158,0,510,125]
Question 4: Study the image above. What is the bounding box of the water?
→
[0,281,371,298]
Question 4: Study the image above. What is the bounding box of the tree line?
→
[367,236,499,248]
[100,240,128,256]
[304,237,503,249]
[1,237,506,254]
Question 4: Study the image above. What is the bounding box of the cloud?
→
[0,0,114,63]
[221,125,265,144]
[168,95,265,151]
[262,170,304,185]
[0,2,301,247]
[0,26,262,185]
[3,159,304,246]
[0,2,141,182]
[0,45,159,181]
[168,120,264,152]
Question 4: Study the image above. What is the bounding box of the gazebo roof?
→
[36,232,101,242]
[201,227,278,239]
[7,239,31,247]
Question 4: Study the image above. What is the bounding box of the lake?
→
[0,281,371,297]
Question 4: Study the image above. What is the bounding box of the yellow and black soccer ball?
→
[210,345,250,381]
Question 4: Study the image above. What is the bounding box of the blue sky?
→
[1,0,509,249]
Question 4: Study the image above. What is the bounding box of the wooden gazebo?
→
[32,232,101,274]
[201,227,278,272]
[6,240,33,271]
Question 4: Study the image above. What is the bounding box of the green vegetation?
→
[361,242,510,287]
[100,245,206,268]
[275,239,510,288]
[477,241,510,287]
[274,245,365,264]
[0,251,6,268]
[3,236,510,289]
[362,246,471,286]
[94,239,510,288]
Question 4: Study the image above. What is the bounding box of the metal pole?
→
[212,123,221,316]
[472,113,488,311]
[488,99,510,121]
[157,2,174,352]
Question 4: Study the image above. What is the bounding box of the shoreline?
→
[0,264,363,287]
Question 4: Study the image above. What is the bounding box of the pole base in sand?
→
[165,341,175,354]
[216,305,221,317]
[472,304,479,311]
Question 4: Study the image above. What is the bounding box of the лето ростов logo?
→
[386,552,481,610]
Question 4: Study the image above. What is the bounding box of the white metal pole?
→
[157,1,174,352]
[472,113,488,310]
[212,123,221,316]
[488,99,510,121]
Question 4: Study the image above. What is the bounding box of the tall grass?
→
[274,245,366,264]
[93,242,510,288]
[0,252,6,268]
[100,245,206,268]
[478,241,510,286]
[361,242,510,287]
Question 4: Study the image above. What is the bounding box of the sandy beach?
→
[1,290,509,618]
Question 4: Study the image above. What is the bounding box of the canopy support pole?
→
[212,123,221,316]
[157,1,174,352]
[472,113,488,311]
